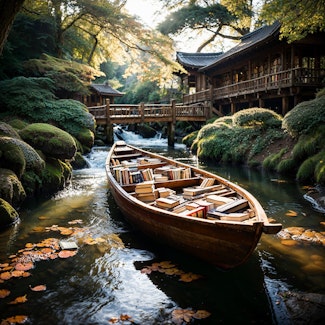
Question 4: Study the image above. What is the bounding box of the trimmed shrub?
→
[233,107,282,128]
[282,95,325,137]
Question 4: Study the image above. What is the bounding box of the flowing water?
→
[0,132,324,324]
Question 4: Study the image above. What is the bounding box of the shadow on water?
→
[0,141,324,324]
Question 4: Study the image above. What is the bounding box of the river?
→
[0,132,324,324]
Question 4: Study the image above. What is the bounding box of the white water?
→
[113,126,186,149]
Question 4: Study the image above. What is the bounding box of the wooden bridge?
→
[88,100,211,146]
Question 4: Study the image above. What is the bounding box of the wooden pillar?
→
[105,98,114,144]
[282,96,289,116]
[168,100,176,147]
[140,102,145,123]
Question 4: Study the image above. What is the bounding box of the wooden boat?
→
[106,141,282,269]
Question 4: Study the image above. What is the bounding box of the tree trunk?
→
[0,0,25,55]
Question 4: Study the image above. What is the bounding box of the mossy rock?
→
[71,152,89,170]
[75,128,94,153]
[0,198,19,228]
[0,122,21,138]
[19,123,77,160]
[0,168,26,207]
[6,118,29,131]
[40,158,72,196]
[14,137,45,174]
[0,136,26,178]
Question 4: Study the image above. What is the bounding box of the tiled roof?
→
[90,83,123,96]
[176,52,223,69]
[200,22,281,71]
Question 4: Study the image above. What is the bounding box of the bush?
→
[282,95,325,137]
[182,130,198,147]
[233,107,282,128]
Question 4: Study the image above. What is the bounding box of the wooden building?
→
[176,22,325,116]
[84,82,123,107]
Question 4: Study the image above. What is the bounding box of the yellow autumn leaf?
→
[8,295,28,304]
[0,289,10,298]
[285,210,298,217]
[3,315,28,324]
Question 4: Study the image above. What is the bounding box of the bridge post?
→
[140,102,145,123]
[167,100,176,147]
[105,98,114,144]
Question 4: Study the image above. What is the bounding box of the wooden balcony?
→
[183,67,325,105]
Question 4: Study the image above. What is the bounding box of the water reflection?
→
[0,144,324,324]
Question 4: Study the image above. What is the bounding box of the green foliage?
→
[292,126,325,161]
[7,119,29,130]
[23,54,104,97]
[213,116,233,126]
[282,95,325,137]
[182,130,198,147]
[260,0,325,43]
[263,149,287,170]
[0,77,95,148]
[296,153,320,183]
[158,3,235,35]
[276,158,298,175]
[315,151,325,185]
[233,107,282,129]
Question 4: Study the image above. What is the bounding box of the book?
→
[194,199,215,213]
[205,195,234,206]
[156,197,180,209]
[207,211,250,222]
[183,206,206,218]
[215,199,249,213]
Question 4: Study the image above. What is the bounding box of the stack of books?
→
[155,197,180,209]
[135,181,157,202]
[156,187,176,198]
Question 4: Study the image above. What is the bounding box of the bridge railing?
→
[88,101,209,121]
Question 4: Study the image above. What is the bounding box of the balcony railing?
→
[183,67,324,104]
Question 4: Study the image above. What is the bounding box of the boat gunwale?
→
[106,142,281,231]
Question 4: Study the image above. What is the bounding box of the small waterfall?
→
[113,126,185,148]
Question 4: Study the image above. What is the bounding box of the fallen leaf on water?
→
[120,314,132,321]
[2,315,28,324]
[172,309,195,324]
[29,284,46,291]
[0,271,12,280]
[8,295,28,304]
[179,272,202,282]
[11,270,25,278]
[0,289,10,298]
[58,250,77,258]
[193,310,211,319]
[15,262,34,271]
[285,210,298,217]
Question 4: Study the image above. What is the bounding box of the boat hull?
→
[106,142,281,269]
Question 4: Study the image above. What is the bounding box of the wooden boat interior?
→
[108,142,278,228]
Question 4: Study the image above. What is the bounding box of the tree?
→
[158,0,325,51]
[259,0,325,43]
[0,0,25,55]
[158,0,253,52]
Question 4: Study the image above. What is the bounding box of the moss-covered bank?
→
[183,89,325,186]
